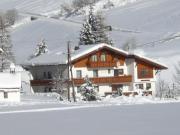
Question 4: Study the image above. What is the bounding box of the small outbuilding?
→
[0,73,21,102]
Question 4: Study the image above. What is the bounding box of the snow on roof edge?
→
[129,53,168,69]
[71,43,129,61]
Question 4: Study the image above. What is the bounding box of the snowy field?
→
[0,101,180,135]
[0,94,179,112]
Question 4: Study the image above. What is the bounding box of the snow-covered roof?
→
[23,50,67,66]
[0,73,21,90]
[71,43,128,62]
[128,53,168,69]
[24,43,128,66]
[23,43,167,69]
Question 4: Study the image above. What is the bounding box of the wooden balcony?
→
[73,75,132,85]
[88,61,117,68]
[30,80,54,86]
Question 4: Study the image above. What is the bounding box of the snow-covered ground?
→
[0,93,179,135]
[0,101,180,135]
[0,94,179,113]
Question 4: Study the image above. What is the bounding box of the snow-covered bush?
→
[79,76,99,101]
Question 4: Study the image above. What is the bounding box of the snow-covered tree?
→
[34,39,48,57]
[94,12,112,45]
[79,76,98,101]
[0,15,15,72]
[79,5,112,45]
[5,9,18,25]
[79,20,96,45]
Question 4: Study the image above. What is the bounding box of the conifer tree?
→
[0,15,15,72]
[79,75,98,101]
[79,5,112,45]
[34,39,48,57]
[94,12,112,45]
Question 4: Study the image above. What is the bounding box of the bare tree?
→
[173,62,180,96]
[60,0,100,17]
[157,79,168,99]
[52,66,68,100]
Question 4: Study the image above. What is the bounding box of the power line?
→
[136,34,180,48]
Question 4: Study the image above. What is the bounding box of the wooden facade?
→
[73,48,125,68]
[137,60,154,79]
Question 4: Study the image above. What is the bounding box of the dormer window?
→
[91,54,97,62]
[100,53,106,62]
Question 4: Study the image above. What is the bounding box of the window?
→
[119,69,124,75]
[43,72,47,79]
[141,68,149,78]
[100,53,106,62]
[93,70,98,77]
[108,69,111,74]
[77,86,81,93]
[136,84,144,90]
[146,83,151,90]
[114,69,124,76]
[4,92,8,99]
[60,70,63,78]
[48,72,52,79]
[76,70,82,78]
[91,55,98,62]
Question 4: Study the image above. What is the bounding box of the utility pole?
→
[67,41,76,102]
[67,41,71,101]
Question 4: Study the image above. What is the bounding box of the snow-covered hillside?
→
[1,0,179,83]
[0,0,72,15]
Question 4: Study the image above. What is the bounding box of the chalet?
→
[0,72,21,102]
[24,43,167,96]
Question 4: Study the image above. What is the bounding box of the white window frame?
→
[76,70,82,78]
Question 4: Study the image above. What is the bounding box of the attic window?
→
[100,53,106,62]
[91,55,98,62]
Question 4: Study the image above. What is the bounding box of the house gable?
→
[136,60,154,79]
[73,47,126,68]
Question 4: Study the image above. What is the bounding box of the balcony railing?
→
[30,80,54,86]
[73,75,132,85]
[88,61,117,68]
[31,76,132,86]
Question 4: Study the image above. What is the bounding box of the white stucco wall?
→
[0,90,20,102]
[98,85,112,96]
